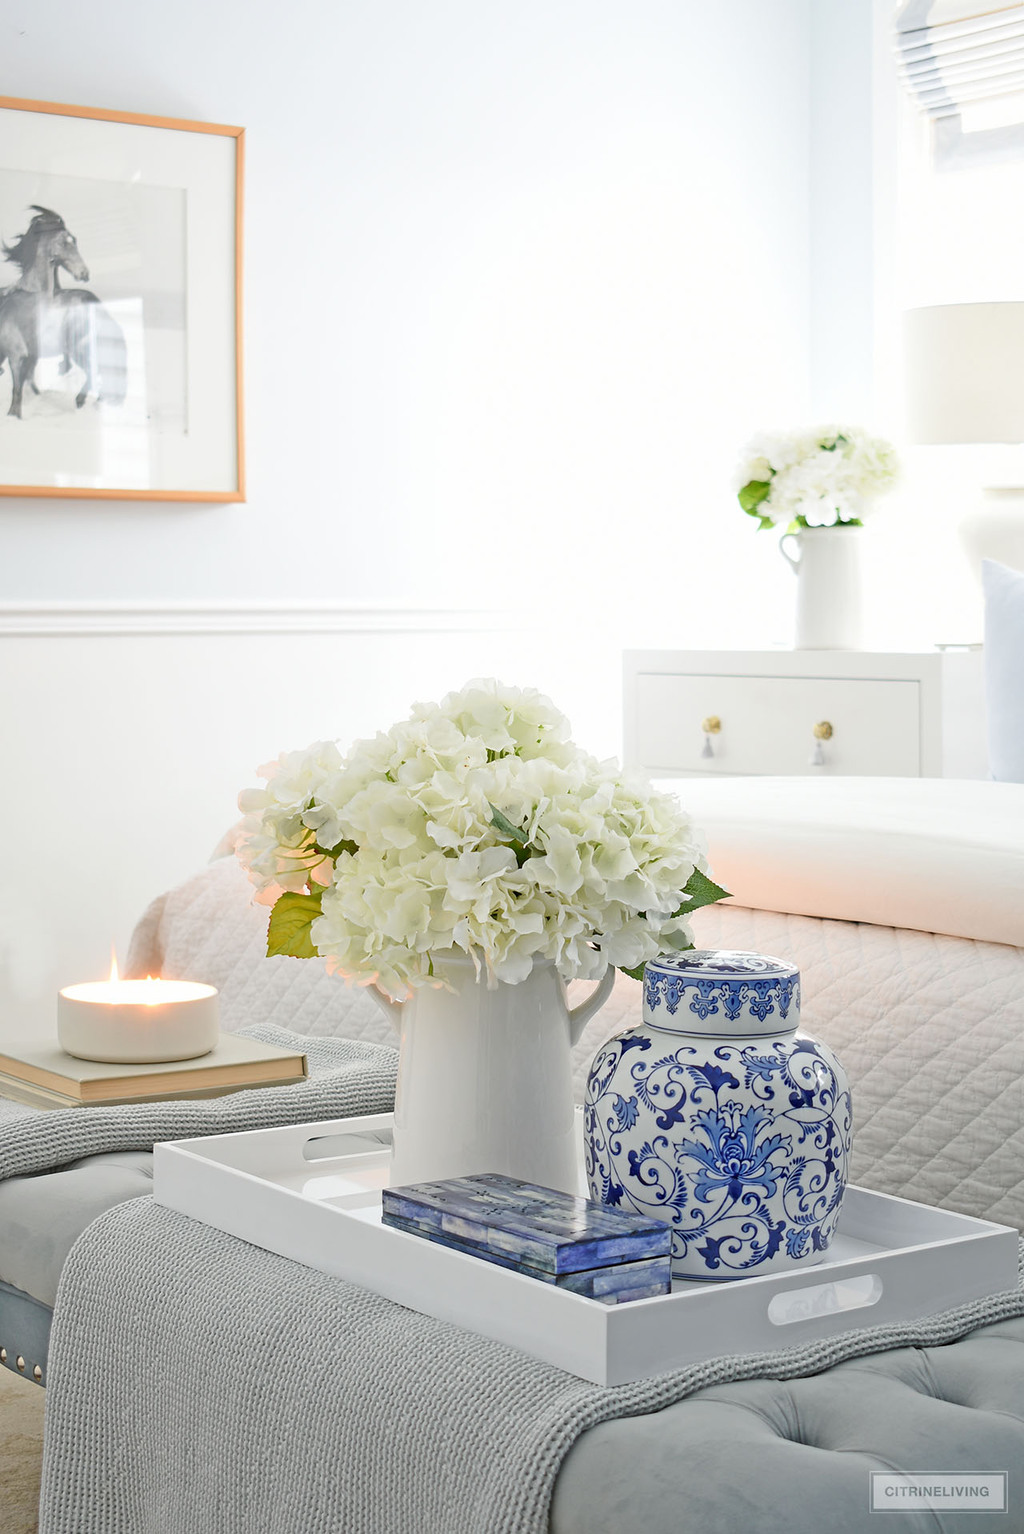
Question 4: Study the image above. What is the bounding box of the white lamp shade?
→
[904,302,1024,443]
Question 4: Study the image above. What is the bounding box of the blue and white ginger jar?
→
[584,951,852,1281]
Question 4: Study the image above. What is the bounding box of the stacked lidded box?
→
[382,1172,671,1304]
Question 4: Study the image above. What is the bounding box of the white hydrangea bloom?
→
[236,682,710,999]
[735,425,899,529]
[235,740,344,904]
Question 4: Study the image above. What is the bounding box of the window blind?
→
[897,2,1024,118]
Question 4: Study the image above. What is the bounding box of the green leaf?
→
[488,803,534,867]
[313,837,358,859]
[489,803,527,842]
[266,888,323,959]
[738,480,772,515]
[618,962,646,981]
[673,866,731,918]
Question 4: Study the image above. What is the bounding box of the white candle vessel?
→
[58,955,219,1064]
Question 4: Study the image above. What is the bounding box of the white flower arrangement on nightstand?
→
[735,425,901,648]
[736,425,899,531]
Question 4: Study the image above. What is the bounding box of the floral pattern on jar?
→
[584,951,853,1281]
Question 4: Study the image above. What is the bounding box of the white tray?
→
[152,1112,1020,1386]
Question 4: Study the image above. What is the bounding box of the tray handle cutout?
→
[303,1129,393,1162]
[767,1272,883,1327]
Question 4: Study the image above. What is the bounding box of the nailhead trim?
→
[0,1342,43,1380]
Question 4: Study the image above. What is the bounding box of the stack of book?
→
[0,1033,308,1110]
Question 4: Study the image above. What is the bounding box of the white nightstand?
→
[624,650,986,780]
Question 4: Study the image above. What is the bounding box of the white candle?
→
[58,954,219,1064]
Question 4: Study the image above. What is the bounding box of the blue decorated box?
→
[381,1173,671,1304]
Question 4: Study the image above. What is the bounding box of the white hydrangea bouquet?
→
[736,425,899,531]
[236,680,727,1001]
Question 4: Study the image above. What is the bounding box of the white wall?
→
[0,1,814,1029]
[808,0,876,424]
[0,0,812,628]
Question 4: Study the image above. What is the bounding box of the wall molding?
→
[0,602,515,637]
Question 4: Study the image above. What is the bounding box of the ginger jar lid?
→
[642,950,801,1037]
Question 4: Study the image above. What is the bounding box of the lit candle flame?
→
[109,945,120,985]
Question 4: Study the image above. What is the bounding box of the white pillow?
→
[984,558,1024,783]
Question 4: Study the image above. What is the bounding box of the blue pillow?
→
[984,559,1024,782]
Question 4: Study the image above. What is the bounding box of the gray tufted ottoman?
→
[552,1320,1024,1531]
[0,1149,153,1384]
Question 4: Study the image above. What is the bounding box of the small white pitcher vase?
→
[369,953,615,1193]
[779,524,863,650]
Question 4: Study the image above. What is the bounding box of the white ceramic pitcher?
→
[779,524,863,650]
[369,952,615,1193]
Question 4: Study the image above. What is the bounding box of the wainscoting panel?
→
[0,607,624,1038]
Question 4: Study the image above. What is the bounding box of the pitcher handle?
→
[368,983,405,1038]
[567,966,616,1047]
[779,532,801,574]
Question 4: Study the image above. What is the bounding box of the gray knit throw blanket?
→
[39,1205,1024,1531]
[0,1024,398,1179]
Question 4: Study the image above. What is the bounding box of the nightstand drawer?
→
[635,673,921,777]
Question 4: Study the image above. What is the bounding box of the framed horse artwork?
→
[0,97,244,501]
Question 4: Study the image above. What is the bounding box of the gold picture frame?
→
[0,96,244,502]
